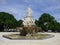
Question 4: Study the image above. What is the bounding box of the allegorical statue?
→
[17,7,41,36]
[23,7,35,27]
[27,7,32,16]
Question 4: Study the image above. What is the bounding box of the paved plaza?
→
[0,32,60,45]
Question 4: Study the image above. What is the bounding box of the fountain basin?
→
[3,33,54,40]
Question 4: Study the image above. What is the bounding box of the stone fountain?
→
[3,7,54,40]
[17,7,40,36]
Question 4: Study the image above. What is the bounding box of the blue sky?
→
[0,0,60,22]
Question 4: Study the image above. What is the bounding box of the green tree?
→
[0,12,17,31]
[35,20,39,27]
[38,13,57,32]
[17,20,23,27]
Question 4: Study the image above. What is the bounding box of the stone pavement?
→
[0,32,60,45]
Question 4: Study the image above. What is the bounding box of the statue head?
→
[27,7,32,16]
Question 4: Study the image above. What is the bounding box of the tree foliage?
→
[17,20,23,27]
[0,12,17,31]
[38,13,60,32]
[0,12,60,32]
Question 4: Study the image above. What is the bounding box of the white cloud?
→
[9,9,18,14]
[0,0,60,21]
[7,7,26,20]
[42,5,60,11]
[53,14,60,22]
[0,0,7,4]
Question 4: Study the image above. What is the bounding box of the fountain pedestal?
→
[16,7,41,36]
